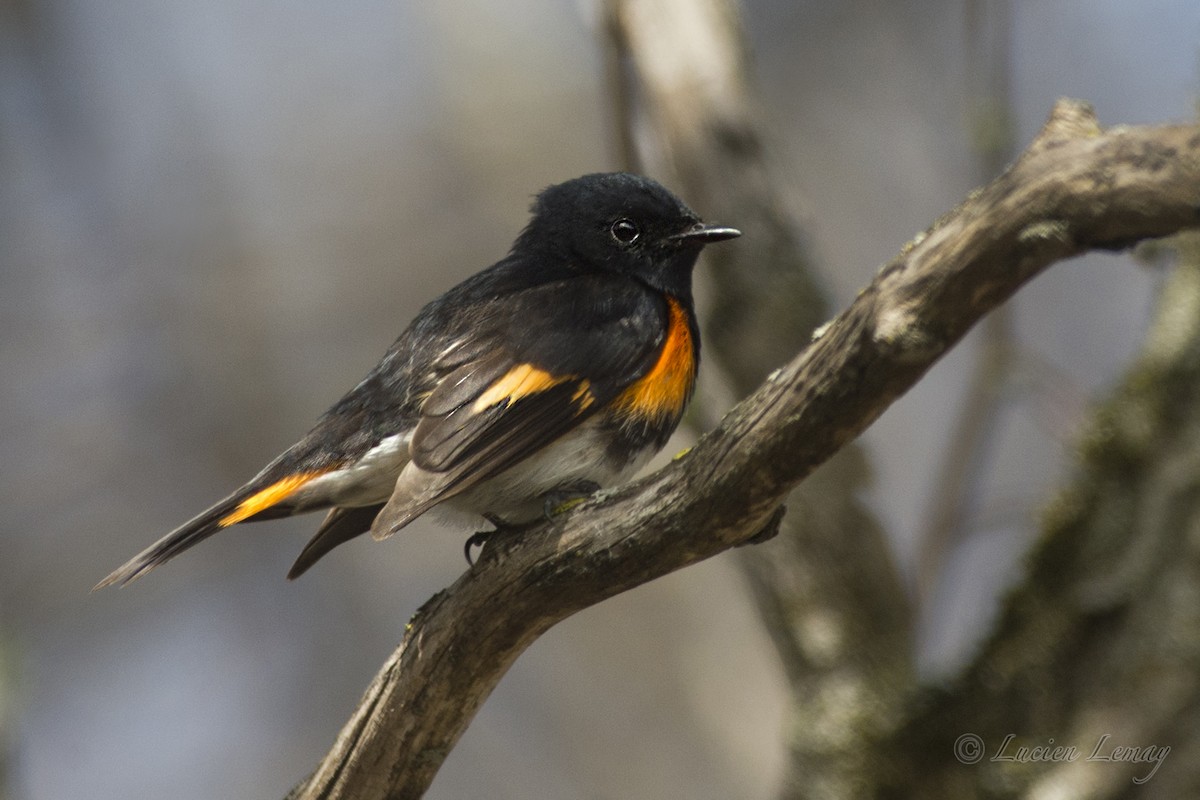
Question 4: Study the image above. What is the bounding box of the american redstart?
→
[96,172,740,588]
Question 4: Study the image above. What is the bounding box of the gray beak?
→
[669,222,742,245]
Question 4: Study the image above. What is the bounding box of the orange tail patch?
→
[219,472,324,527]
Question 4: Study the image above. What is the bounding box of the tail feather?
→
[94,468,331,589]
[287,504,384,580]
[93,493,250,590]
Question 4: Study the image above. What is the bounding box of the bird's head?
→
[514,172,740,296]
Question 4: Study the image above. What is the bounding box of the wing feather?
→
[369,277,673,538]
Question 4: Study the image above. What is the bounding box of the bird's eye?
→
[610,218,640,244]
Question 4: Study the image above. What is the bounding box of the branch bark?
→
[286,101,1200,798]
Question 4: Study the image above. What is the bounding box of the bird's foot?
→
[463,483,602,566]
[463,513,541,566]
[463,529,491,566]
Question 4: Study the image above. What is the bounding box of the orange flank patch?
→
[472,363,569,412]
[615,297,695,422]
[219,472,324,527]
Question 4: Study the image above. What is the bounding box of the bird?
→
[95,172,740,588]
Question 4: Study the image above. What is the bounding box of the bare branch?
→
[286,102,1200,799]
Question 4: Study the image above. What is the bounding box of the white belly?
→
[435,418,653,527]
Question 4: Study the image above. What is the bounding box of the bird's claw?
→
[465,483,601,566]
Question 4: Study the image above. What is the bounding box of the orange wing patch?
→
[219,472,325,527]
[572,380,596,411]
[614,297,696,422]
[472,363,570,412]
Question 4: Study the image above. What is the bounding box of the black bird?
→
[96,172,740,588]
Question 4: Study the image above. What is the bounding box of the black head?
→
[513,173,740,296]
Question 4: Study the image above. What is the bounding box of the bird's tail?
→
[94,470,326,589]
[286,504,384,580]
[93,497,245,589]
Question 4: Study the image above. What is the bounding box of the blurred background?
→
[1,1,1197,797]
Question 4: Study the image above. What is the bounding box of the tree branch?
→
[286,101,1200,798]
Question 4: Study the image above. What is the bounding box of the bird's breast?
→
[611,295,697,426]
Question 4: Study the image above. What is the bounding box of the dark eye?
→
[610,218,640,244]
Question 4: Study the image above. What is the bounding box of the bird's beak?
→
[669,222,742,244]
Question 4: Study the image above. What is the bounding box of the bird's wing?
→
[369,276,671,538]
